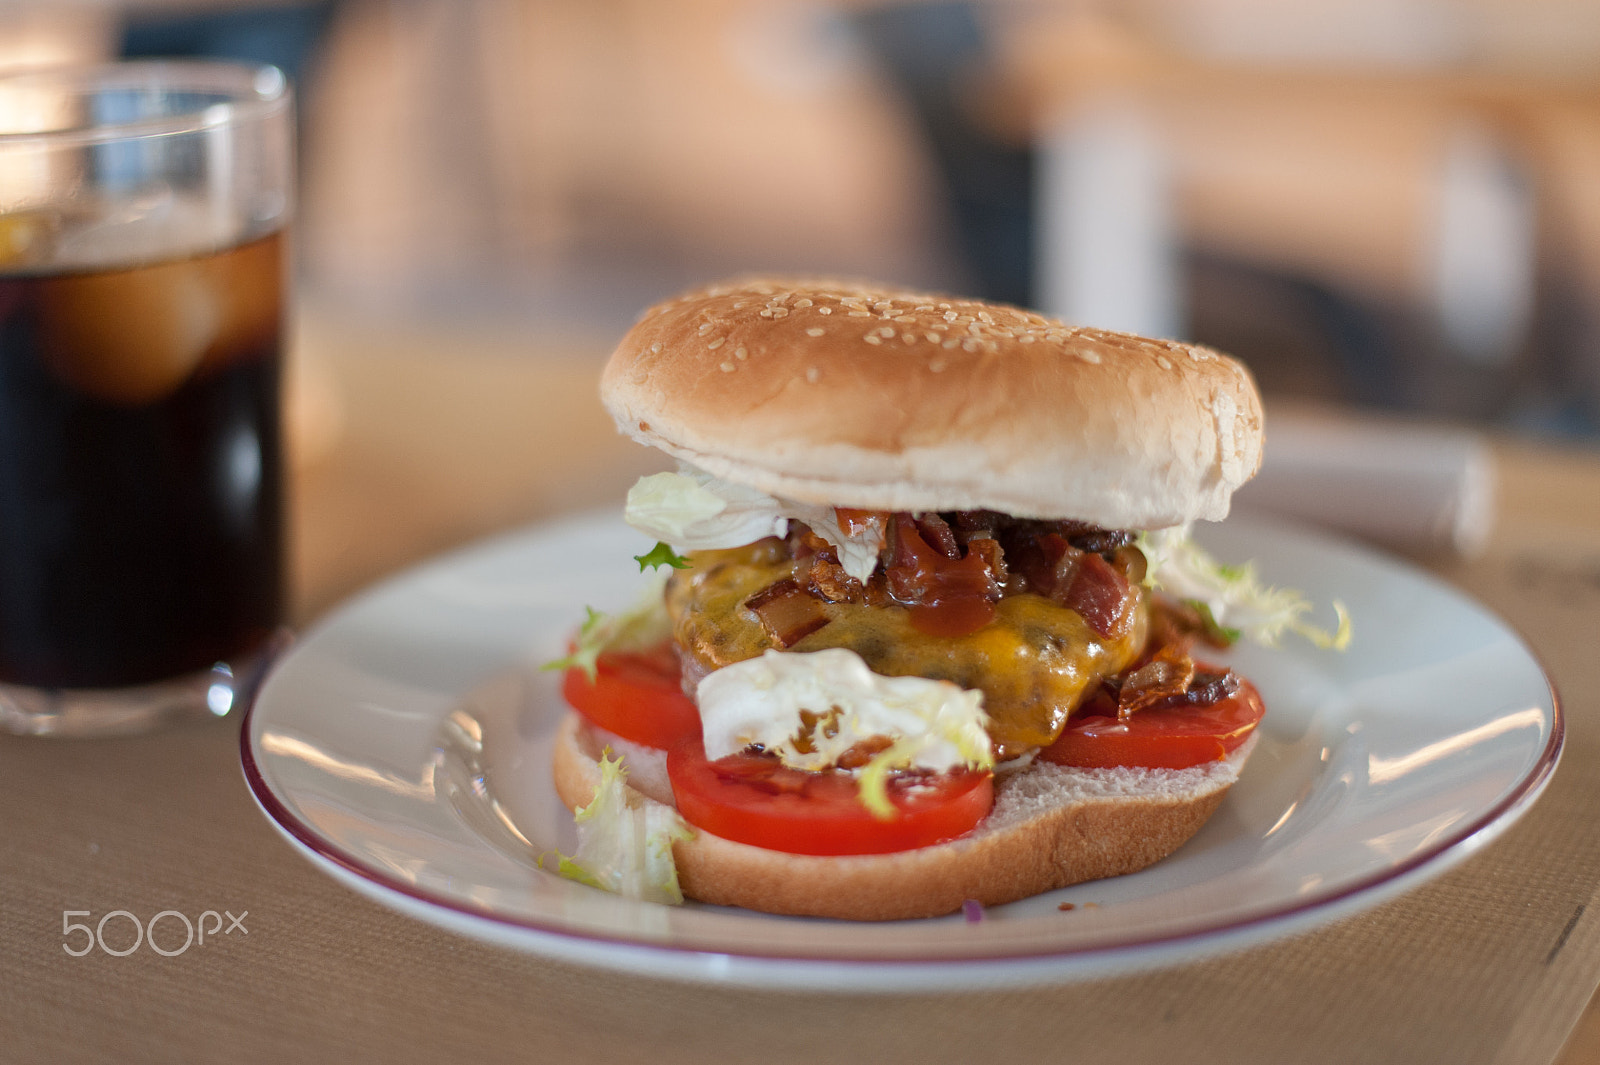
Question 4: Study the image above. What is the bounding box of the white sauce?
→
[695,648,992,774]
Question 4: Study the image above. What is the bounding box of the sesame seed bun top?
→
[600,277,1264,529]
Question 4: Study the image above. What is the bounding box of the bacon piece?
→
[914,513,961,559]
[999,530,1135,637]
[744,578,830,647]
[1056,522,1134,555]
[1061,551,1136,639]
[1180,669,1242,706]
[806,554,864,604]
[966,536,1007,586]
[1004,532,1082,599]
[1117,644,1196,717]
[1098,651,1243,720]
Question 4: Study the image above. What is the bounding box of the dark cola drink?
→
[0,230,284,689]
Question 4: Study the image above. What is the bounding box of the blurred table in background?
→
[285,305,665,622]
[7,306,1600,1062]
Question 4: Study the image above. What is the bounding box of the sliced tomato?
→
[1039,677,1266,770]
[561,640,701,749]
[667,739,994,856]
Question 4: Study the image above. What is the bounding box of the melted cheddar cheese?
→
[667,542,1149,760]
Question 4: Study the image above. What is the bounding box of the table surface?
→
[6,308,1600,1064]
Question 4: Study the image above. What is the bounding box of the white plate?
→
[243,511,1560,990]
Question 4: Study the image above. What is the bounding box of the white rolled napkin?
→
[1231,409,1496,557]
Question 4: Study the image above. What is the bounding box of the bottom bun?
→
[552,714,1256,921]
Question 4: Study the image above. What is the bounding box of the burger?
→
[545,278,1346,920]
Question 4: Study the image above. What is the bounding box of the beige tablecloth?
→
[5,314,1600,1064]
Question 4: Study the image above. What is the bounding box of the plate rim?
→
[240,513,1565,979]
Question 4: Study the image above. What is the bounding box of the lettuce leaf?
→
[622,466,886,582]
[1138,527,1352,651]
[625,468,787,550]
[545,750,691,905]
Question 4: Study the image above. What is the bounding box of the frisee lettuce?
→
[543,749,692,905]
[1138,527,1351,650]
[856,715,995,821]
[541,570,672,681]
[856,736,922,821]
[853,689,994,821]
[634,541,691,571]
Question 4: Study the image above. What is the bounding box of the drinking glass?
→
[0,62,292,735]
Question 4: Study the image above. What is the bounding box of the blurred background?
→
[5,0,1600,438]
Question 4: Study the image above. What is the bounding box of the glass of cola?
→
[0,62,293,735]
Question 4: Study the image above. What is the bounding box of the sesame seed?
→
[865,335,882,345]
[925,332,940,343]
[978,311,994,323]
[759,309,774,318]
[902,333,916,344]
[819,307,833,315]
[708,338,725,349]
[795,298,813,308]
[720,361,736,372]
[650,342,662,353]
[943,311,958,322]
[1157,355,1172,369]
[806,327,825,337]
[806,367,820,383]
[962,338,980,352]
[849,310,872,317]
[732,301,746,310]
[735,346,748,360]
[1079,350,1102,364]
[1019,335,1036,344]
[894,315,916,323]
[915,304,934,312]
[943,338,959,349]
[879,327,896,338]
[698,322,714,335]
[771,308,789,318]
